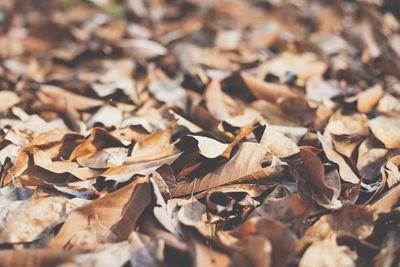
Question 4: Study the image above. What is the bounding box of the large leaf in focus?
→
[171,142,282,197]
[47,176,152,249]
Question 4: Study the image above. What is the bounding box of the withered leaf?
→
[300,147,342,209]
[47,176,152,249]
[368,116,400,149]
[171,142,278,197]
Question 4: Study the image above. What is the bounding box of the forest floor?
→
[1,0,400,266]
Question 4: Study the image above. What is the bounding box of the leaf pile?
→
[1,0,400,266]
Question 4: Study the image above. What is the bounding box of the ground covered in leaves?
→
[1,0,400,266]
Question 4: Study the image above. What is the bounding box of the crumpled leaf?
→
[383,156,400,188]
[261,125,299,158]
[0,195,72,244]
[300,147,342,209]
[318,133,372,190]
[298,205,374,249]
[252,194,315,236]
[177,197,214,239]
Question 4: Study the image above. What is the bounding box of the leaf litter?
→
[1,0,400,266]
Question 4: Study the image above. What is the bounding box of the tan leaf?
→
[205,79,231,121]
[261,125,299,158]
[368,116,400,148]
[357,84,384,113]
[69,127,123,161]
[0,196,71,244]
[0,91,19,112]
[299,237,356,267]
[39,85,104,111]
[318,133,371,190]
[171,142,281,197]
[383,156,400,188]
[127,122,176,163]
[300,147,341,209]
[240,71,298,103]
[47,176,152,249]
[230,217,297,267]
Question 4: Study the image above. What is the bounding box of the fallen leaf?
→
[47,176,152,249]
[318,133,371,190]
[383,156,400,188]
[357,84,384,113]
[300,147,342,209]
[229,217,298,266]
[299,237,357,267]
[171,142,281,197]
[368,116,400,148]
[0,91,19,112]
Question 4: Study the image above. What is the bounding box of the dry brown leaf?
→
[262,52,328,81]
[331,134,363,160]
[86,105,124,128]
[261,125,299,158]
[299,237,357,267]
[205,79,231,121]
[368,183,400,220]
[383,156,400,188]
[103,154,181,181]
[325,112,370,136]
[177,197,214,239]
[171,142,279,197]
[0,91,19,112]
[357,138,388,181]
[357,84,384,113]
[300,147,342,209]
[69,127,123,162]
[39,85,104,111]
[240,71,298,103]
[181,135,229,159]
[253,194,315,236]
[47,176,152,249]
[127,122,176,163]
[299,205,374,244]
[0,195,71,244]
[318,133,371,190]
[377,94,400,114]
[230,217,298,267]
[368,116,400,148]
